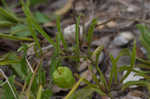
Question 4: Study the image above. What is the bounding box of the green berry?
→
[52,66,75,88]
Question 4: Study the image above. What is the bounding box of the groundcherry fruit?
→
[52,66,75,88]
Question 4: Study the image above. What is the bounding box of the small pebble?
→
[127,5,139,13]
[77,59,91,72]
[52,85,69,93]
[113,32,134,46]
[80,70,92,86]
[63,24,83,43]
[121,90,143,99]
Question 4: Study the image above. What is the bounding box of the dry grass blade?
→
[25,58,43,99]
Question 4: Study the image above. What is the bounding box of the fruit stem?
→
[64,77,84,99]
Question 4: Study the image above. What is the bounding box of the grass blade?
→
[56,16,68,50]
[0,20,14,27]
[122,81,148,90]
[86,19,97,54]
[75,16,80,62]
[65,78,84,99]
[93,46,109,90]
[21,0,56,48]
[109,54,118,87]
[109,48,129,85]
[121,40,136,83]
[36,85,43,99]
[0,7,19,23]
[0,70,18,99]
[55,18,61,55]
[0,33,33,41]
[26,16,42,55]
[136,24,150,58]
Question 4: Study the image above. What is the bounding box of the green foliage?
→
[41,89,52,99]
[0,33,33,41]
[74,16,81,62]
[109,54,119,86]
[0,53,27,79]
[10,24,31,37]
[120,40,136,83]
[1,0,150,98]
[56,16,68,51]
[49,50,61,78]
[69,86,95,99]
[136,24,150,58]
[29,0,48,6]
[36,85,43,99]
[86,19,97,45]
[86,18,97,54]
[21,0,56,47]
[2,76,18,99]
[0,20,14,27]
[93,46,109,90]
[122,80,149,90]
[0,7,19,23]
[35,12,50,24]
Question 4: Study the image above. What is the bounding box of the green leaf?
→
[1,0,8,7]
[88,65,100,87]
[0,33,33,41]
[86,18,97,54]
[136,57,150,69]
[41,89,52,99]
[10,24,31,37]
[140,25,150,44]
[49,50,61,78]
[0,80,4,85]
[130,40,136,66]
[0,20,14,27]
[36,85,43,99]
[31,75,39,96]
[91,87,106,96]
[109,54,118,87]
[122,81,148,90]
[137,57,150,65]
[118,48,130,57]
[55,20,61,55]
[37,67,46,85]
[1,53,27,79]
[2,76,18,99]
[69,86,106,99]
[30,0,48,6]
[75,16,81,62]
[26,14,42,56]
[136,24,150,58]
[69,86,95,99]
[86,19,97,44]
[35,12,50,24]
[21,1,56,47]
[56,16,68,50]
[0,7,19,23]
[0,60,19,65]
[91,46,108,90]
[140,38,150,58]
[133,69,150,79]
[121,40,136,83]
[21,0,42,56]
[119,65,130,72]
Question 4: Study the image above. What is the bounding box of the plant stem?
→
[65,77,84,99]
